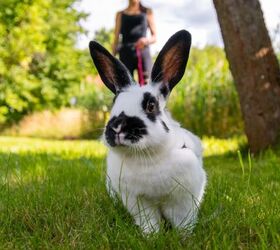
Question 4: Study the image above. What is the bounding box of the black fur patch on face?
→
[105,116,117,146]
[105,112,147,147]
[161,120,169,132]
[141,92,160,122]
[124,116,148,143]
[160,85,169,98]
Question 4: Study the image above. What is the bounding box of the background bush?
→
[76,81,111,138]
[0,4,244,138]
[0,0,89,124]
[169,46,243,137]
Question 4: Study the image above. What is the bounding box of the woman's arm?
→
[146,9,157,45]
[135,9,157,48]
[112,11,122,56]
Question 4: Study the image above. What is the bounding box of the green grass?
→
[0,136,279,249]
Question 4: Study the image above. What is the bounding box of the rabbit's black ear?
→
[151,30,191,94]
[89,41,133,94]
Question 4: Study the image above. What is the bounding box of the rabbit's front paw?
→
[129,197,161,234]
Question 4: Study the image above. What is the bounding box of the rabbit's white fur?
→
[105,84,206,233]
[89,30,207,233]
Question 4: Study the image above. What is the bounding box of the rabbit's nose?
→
[111,123,122,133]
[111,116,126,133]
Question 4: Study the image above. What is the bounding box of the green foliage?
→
[77,83,112,113]
[0,0,88,124]
[169,46,243,137]
[0,7,243,139]
[76,83,112,138]
[94,27,114,51]
[0,136,279,248]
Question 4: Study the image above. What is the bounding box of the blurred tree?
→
[94,28,114,52]
[213,0,280,153]
[0,0,89,124]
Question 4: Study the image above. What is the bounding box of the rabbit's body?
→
[105,85,206,233]
[89,30,207,233]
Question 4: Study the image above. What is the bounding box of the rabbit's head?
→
[89,30,191,153]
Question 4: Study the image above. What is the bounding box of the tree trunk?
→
[213,0,280,153]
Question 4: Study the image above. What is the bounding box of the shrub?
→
[169,46,243,137]
[0,0,88,125]
[76,81,112,138]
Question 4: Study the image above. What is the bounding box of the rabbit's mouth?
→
[105,112,148,147]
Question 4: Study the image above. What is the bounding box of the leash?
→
[136,46,145,86]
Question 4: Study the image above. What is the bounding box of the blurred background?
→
[76,0,280,52]
[0,0,279,141]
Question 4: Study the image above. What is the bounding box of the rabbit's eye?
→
[142,92,160,121]
[146,101,156,113]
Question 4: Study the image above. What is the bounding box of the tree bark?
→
[213,0,280,153]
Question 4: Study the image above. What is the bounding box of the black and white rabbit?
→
[89,30,207,233]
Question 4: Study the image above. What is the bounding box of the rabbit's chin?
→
[104,134,172,158]
[106,141,149,153]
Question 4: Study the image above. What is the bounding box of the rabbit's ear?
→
[89,41,133,94]
[151,30,191,94]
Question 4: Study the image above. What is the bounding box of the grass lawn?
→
[0,136,279,249]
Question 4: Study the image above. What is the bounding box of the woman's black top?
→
[120,12,148,45]
[119,10,152,82]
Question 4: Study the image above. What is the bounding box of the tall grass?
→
[169,46,243,137]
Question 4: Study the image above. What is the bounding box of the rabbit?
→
[89,30,207,234]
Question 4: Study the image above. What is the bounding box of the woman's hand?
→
[135,8,157,49]
[135,37,149,49]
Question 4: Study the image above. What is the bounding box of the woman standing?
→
[112,0,156,85]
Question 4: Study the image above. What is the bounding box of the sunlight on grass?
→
[0,135,247,191]
[0,136,107,188]
[0,136,107,159]
[0,136,246,158]
[202,136,247,157]
[2,163,47,187]
[0,135,247,190]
